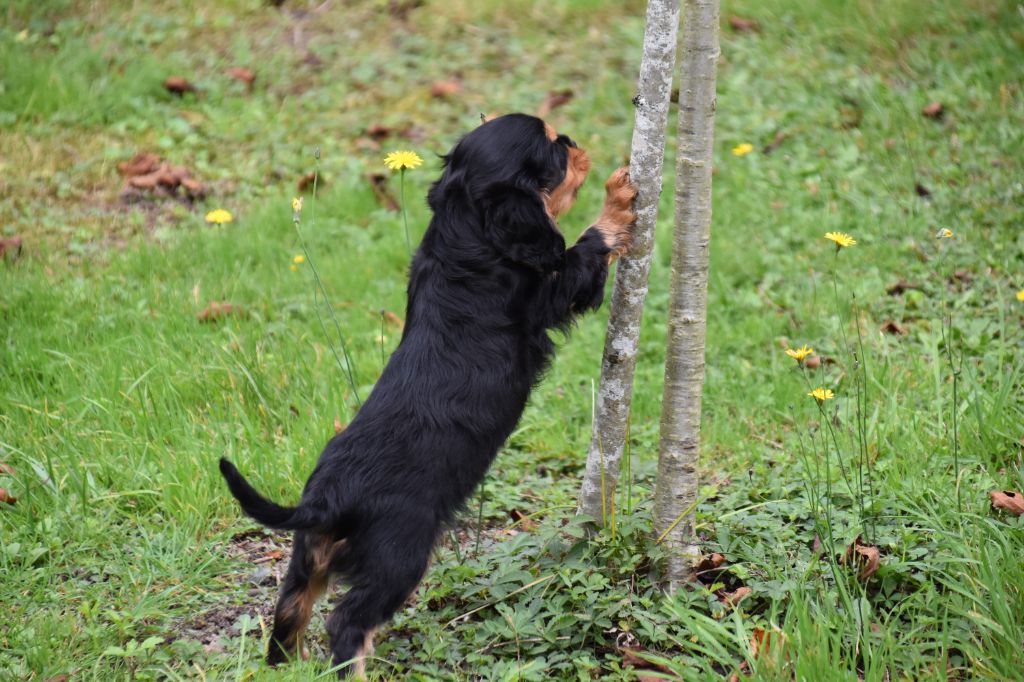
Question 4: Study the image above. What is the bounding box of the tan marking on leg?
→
[281,535,346,656]
[351,627,378,680]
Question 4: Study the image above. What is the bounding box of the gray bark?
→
[577,0,680,523]
[654,0,720,589]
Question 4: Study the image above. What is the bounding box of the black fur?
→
[220,113,621,677]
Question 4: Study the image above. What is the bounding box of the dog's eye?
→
[555,134,577,149]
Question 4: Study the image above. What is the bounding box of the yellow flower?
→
[786,345,814,363]
[1016,290,1024,302]
[293,254,305,264]
[384,150,423,171]
[289,264,299,272]
[808,387,834,402]
[936,228,953,239]
[205,209,233,224]
[824,231,856,249]
[731,143,754,157]
[292,197,303,212]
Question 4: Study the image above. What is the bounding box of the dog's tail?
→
[219,458,317,530]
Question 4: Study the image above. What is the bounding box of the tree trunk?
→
[578,0,680,523]
[654,0,719,589]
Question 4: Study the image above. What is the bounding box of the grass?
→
[1,0,1023,679]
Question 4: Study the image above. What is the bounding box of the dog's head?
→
[428,113,591,271]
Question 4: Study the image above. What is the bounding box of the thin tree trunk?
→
[578,0,680,523]
[654,0,719,589]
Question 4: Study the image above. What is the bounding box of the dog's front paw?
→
[594,167,638,258]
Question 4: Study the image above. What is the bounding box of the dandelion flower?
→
[808,387,835,402]
[786,345,814,363]
[384,150,423,171]
[293,254,305,264]
[824,231,856,249]
[731,143,754,157]
[292,197,303,212]
[1017,290,1024,302]
[205,209,233,224]
[936,228,953,239]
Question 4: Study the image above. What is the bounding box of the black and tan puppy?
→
[220,113,637,677]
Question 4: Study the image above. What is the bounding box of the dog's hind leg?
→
[327,522,432,678]
[266,531,338,665]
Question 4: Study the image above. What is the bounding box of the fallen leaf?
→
[118,152,162,177]
[44,675,69,682]
[381,310,404,329]
[164,75,197,96]
[621,646,676,679]
[254,549,285,564]
[0,236,23,260]
[0,488,16,506]
[728,15,761,32]
[990,490,1024,516]
[0,463,14,476]
[430,79,462,98]
[694,552,726,582]
[718,586,752,606]
[537,89,574,117]
[334,417,345,434]
[880,320,907,336]
[762,131,787,154]
[886,279,920,296]
[297,171,323,193]
[197,301,242,323]
[367,173,400,211]
[226,67,256,90]
[842,536,881,580]
[914,182,932,198]
[366,124,395,140]
[922,101,944,119]
[508,509,537,532]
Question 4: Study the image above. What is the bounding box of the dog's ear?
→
[481,184,566,271]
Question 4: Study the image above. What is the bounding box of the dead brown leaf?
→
[366,124,395,140]
[880,320,908,336]
[621,646,676,680]
[990,490,1024,516]
[164,76,197,96]
[197,301,242,323]
[334,417,345,434]
[367,173,400,212]
[0,488,16,506]
[922,101,945,119]
[226,67,256,90]
[886,279,920,296]
[118,152,162,177]
[0,463,14,476]
[44,675,69,682]
[537,89,574,117]
[254,549,285,564]
[718,586,753,606]
[696,552,725,572]
[842,536,881,580]
[381,309,404,329]
[728,15,761,33]
[0,237,23,260]
[297,171,323,193]
[762,131,787,154]
[430,79,462,98]
[508,509,537,532]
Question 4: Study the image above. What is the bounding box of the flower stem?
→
[400,168,411,255]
